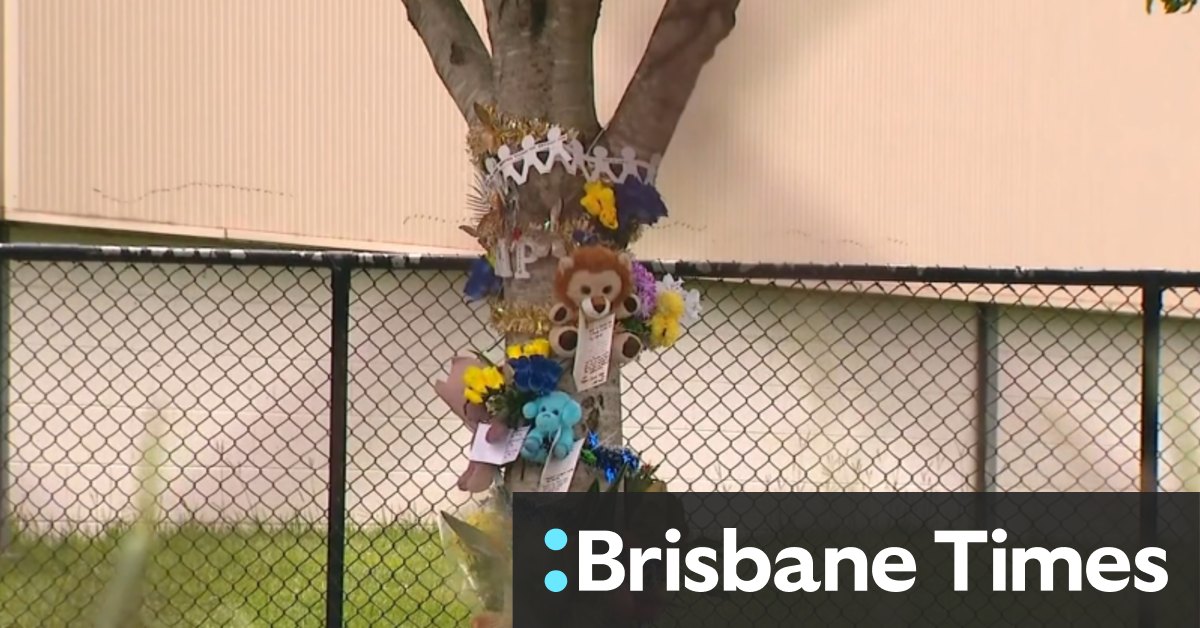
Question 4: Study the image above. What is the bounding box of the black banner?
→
[512,492,1198,628]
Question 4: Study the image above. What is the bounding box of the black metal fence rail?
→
[0,243,1197,627]
[7,242,1200,285]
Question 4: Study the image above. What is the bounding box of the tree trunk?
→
[405,0,739,491]
[502,256,617,491]
[412,2,737,625]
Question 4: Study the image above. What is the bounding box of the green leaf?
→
[472,350,497,368]
[486,387,534,429]
[1149,0,1197,13]
[625,475,652,493]
[607,468,626,493]
[621,317,650,337]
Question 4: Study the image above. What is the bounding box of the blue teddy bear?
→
[521,391,583,464]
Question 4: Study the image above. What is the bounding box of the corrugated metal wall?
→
[4,1,1200,266]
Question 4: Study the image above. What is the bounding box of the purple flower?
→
[464,256,502,302]
[509,355,563,397]
[630,262,657,320]
[614,180,668,228]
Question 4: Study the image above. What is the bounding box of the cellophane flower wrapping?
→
[439,493,514,625]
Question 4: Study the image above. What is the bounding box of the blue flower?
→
[614,180,668,228]
[464,256,501,302]
[509,355,563,397]
[622,450,641,475]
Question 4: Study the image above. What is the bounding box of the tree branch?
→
[403,0,494,123]
[601,0,740,158]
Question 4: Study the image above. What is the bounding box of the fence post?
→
[325,262,352,628]
[0,223,10,555]
[1139,283,1163,493]
[1139,282,1163,628]
[973,304,1000,527]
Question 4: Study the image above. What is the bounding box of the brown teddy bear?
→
[547,246,643,363]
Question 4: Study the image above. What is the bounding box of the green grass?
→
[0,522,471,628]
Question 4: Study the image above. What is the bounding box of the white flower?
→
[681,288,702,326]
[655,274,703,326]
[656,274,684,294]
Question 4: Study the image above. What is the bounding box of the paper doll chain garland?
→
[466,103,659,189]
[479,128,661,205]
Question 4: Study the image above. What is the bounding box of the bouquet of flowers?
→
[440,459,671,628]
[440,488,514,628]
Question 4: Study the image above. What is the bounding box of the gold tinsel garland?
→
[489,301,553,336]
[467,103,578,165]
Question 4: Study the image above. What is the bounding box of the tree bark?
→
[548,0,602,140]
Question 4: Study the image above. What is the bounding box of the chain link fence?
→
[0,245,1197,627]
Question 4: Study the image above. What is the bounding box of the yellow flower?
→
[506,338,551,359]
[650,314,682,349]
[655,291,685,319]
[463,366,487,393]
[581,181,618,230]
[481,366,505,390]
[523,338,551,357]
[464,389,484,405]
[598,206,617,230]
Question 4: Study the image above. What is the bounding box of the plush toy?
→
[434,356,511,493]
[547,246,643,363]
[520,391,583,464]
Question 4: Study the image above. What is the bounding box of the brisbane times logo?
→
[511,492,1198,628]
[540,527,1169,594]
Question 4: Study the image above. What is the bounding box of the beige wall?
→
[4,2,1200,267]
[7,261,1198,532]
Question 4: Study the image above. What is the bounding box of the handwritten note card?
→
[572,313,614,392]
[538,437,585,493]
[468,424,530,465]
